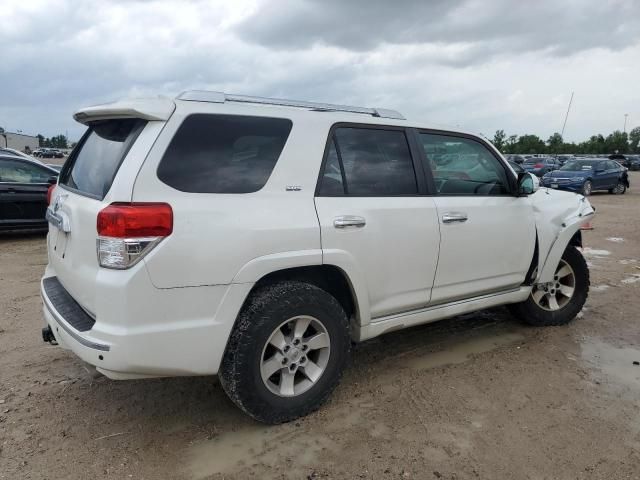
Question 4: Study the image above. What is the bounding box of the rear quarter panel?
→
[132,102,328,288]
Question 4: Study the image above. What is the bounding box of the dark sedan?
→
[541,158,629,196]
[0,155,58,232]
[522,157,560,177]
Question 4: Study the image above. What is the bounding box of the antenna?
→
[560,91,574,140]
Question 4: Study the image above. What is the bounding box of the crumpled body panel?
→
[531,188,595,283]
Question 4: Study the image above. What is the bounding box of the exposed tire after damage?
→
[510,245,589,326]
[219,281,351,424]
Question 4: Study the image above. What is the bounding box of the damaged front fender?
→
[532,188,595,284]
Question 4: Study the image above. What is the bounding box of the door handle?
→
[334,215,366,229]
[442,212,468,223]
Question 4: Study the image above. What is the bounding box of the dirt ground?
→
[1,174,639,480]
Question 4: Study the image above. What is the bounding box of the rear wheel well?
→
[250,265,357,322]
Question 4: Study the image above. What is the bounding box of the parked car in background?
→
[608,153,628,168]
[626,155,640,171]
[508,160,525,173]
[0,147,36,160]
[555,155,574,166]
[506,154,527,164]
[41,91,594,424]
[541,158,629,196]
[0,155,59,232]
[523,157,560,177]
[36,148,64,159]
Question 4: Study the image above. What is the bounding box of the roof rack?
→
[176,90,405,120]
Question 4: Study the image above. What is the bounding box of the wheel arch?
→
[236,264,364,343]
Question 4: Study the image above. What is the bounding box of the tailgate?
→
[47,118,167,314]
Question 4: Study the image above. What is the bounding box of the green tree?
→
[546,132,563,154]
[503,134,518,154]
[514,134,546,154]
[604,130,628,154]
[629,127,640,153]
[37,134,45,147]
[492,129,506,152]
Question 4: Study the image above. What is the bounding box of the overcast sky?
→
[1,0,639,142]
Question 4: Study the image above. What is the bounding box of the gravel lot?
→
[1,173,639,479]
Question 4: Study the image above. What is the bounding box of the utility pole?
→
[624,113,628,133]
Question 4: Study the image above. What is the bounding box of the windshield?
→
[560,160,599,171]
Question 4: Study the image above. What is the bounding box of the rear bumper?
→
[40,273,253,379]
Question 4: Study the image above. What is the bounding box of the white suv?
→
[42,91,594,423]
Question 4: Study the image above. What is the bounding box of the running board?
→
[355,287,531,342]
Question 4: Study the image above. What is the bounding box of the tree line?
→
[492,127,640,155]
[37,134,69,149]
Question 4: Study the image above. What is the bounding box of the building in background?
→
[0,131,39,153]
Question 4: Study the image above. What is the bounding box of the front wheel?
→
[581,180,592,196]
[509,246,589,326]
[219,281,351,424]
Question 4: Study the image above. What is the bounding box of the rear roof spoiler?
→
[73,97,175,125]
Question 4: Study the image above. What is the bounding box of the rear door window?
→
[318,127,418,196]
[59,119,146,199]
[157,114,292,194]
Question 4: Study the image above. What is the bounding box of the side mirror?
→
[595,168,605,173]
[517,172,539,196]
[47,176,58,185]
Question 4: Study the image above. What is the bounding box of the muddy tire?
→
[509,246,589,326]
[219,281,351,424]
[581,180,592,196]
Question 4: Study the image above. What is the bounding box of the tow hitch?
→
[42,326,58,345]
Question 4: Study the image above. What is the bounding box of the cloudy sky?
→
[1,0,639,142]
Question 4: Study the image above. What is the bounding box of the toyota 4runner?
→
[42,91,594,423]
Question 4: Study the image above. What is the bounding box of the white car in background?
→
[42,91,594,423]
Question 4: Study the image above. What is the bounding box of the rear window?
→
[59,119,146,199]
[157,114,292,194]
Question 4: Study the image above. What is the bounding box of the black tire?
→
[219,281,351,424]
[581,180,592,196]
[509,246,589,326]
[608,181,626,195]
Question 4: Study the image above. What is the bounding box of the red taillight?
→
[97,203,173,238]
[47,185,55,205]
[534,163,543,168]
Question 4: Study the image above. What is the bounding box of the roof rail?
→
[177,90,405,120]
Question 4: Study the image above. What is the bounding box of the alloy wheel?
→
[260,315,331,397]
[531,259,576,311]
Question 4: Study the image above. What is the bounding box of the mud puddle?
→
[186,424,334,479]
[581,339,640,390]
[406,328,525,370]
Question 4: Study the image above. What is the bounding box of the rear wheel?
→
[581,180,592,196]
[219,281,351,424]
[510,246,589,326]
[608,181,626,194]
